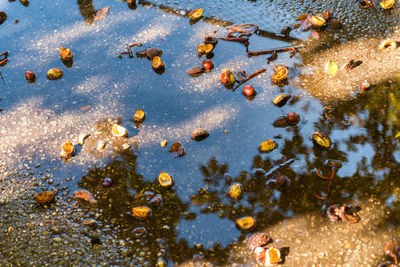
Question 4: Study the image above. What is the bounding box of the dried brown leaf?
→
[94,6,110,21]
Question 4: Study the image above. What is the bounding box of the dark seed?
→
[188,66,205,77]
[191,129,209,141]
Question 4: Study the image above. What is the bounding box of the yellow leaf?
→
[188,8,204,19]
[228,183,243,200]
[271,65,289,81]
[236,216,255,230]
[312,132,331,148]
[324,60,338,76]
[381,0,396,9]
[158,171,174,187]
[258,139,277,153]
[395,132,400,139]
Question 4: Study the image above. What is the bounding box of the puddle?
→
[1,0,400,266]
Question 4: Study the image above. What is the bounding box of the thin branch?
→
[233,68,266,90]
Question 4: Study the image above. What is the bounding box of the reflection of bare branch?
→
[137,0,301,43]
[77,0,96,24]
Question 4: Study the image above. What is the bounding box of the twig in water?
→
[247,45,302,58]
[233,68,266,90]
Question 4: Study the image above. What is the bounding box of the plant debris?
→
[74,190,97,205]
[326,204,360,224]
[94,6,110,21]
[169,142,185,157]
[33,191,57,204]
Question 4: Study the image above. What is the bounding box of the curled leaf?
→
[221,69,236,86]
[296,14,309,21]
[132,206,152,218]
[312,131,331,149]
[188,8,204,19]
[379,39,397,50]
[94,6,110,20]
[271,65,289,81]
[228,183,243,200]
[197,43,214,54]
[324,60,338,76]
[158,171,174,187]
[78,133,89,145]
[133,109,146,123]
[310,15,326,27]
[191,129,209,141]
[34,191,57,204]
[236,216,255,230]
[112,123,128,137]
[273,94,291,107]
[47,68,63,80]
[266,247,281,265]
[60,141,75,159]
[169,142,185,157]
[152,56,165,70]
[258,139,277,153]
[380,0,396,9]
[74,190,97,204]
[60,47,73,61]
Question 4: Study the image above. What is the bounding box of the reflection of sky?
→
[176,214,240,249]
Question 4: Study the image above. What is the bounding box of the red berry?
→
[243,85,255,97]
[201,59,213,71]
[287,112,299,124]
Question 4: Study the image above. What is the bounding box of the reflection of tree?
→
[77,0,96,24]
[78,150,191,265]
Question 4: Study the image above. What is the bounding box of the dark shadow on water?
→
[77,0,96,25]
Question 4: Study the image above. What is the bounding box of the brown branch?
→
[248,46,301,58]
[233,68,266,90]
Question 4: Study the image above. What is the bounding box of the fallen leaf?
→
[312,132,331,149]
[34,191,57,204]
[169,142,185,157]
[158,171,174,187]
[236,216,255,229]
[381,0,396,9]
[94,6,110,21]
[74,190,97,204]
[258,139,277,152]
[132,206,151,218]
[324,60,338,76]
[188,8,204,19]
